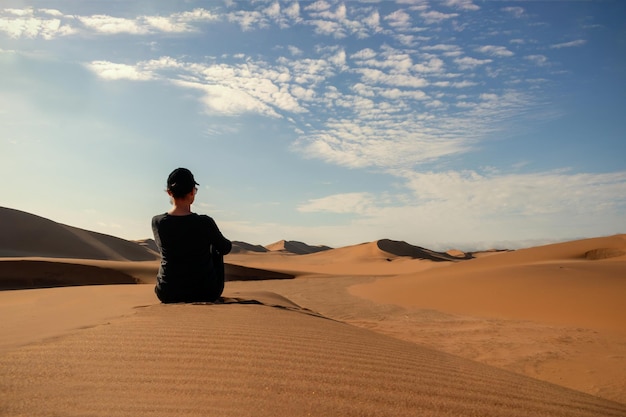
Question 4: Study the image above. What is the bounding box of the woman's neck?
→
[168,202,193,216]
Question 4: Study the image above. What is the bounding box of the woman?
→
[152,168,232,303]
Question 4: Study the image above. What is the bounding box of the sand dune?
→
[0,207,297,287]
[226,239,460,277]
[134,238,160,255]
[377,238,472,261]
[1,287,625,417]
[2,207,625,411]
[224,263,294,281]
[231,240,269,253]
[0,259,139,290]
[346,235,626,402]
[0,207,157,261]
[0,257,293,289]
[350,234,626,331]
[265,239,332,254]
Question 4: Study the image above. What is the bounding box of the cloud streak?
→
[550,39,587,49]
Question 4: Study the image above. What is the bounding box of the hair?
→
[166,167,197,199]
[168,183,194,199]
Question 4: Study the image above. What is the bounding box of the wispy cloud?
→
[293,169,626,249]
[298,192,376,214]
[476,45,514,57]
[0,7,219,39]
[0,8,75,39]
[551,39,587,49]
[85,61,154,80]
[525,54,549,66]
[502,7,525,18]
[78,15,149,35]
[443,0,480,12]
[400,170,626,216]
[420,10,459,24]
[454,56,492,69]
[384,9,413,30]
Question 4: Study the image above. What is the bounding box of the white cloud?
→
[295,117,470,169]
[363,10,381,31]
[0,9,76,39]
[264,2,281,19]
[401,169,626,218]
[502,7,525,18]
[0,7,220,39]
[175,8,220,23]
[303,1,332,13]
[307,169,626,249]
[227,10,267,31]
[525,54,548,66]
[283,168,626,250]
[85,55,313,117]
[395,34,417,47]
[454,56,492,70]
[4,8,33,17]
[422,43,462,57]
[328,48,347,67]
[420,10,459,24]
[351,48,377,60]
[287,45,303,56]
[476,45,514,57]
[356,68,428,88]
[78,15,148,34]
[412,57,445,73]
[142,16,190,33]
[298,192,376,214]
[283,2,301,22]
[308,19,345,37]
[143,8,219,32]
[443,0,480,11]
[384,10,412,30]
[551,39,587,49]
[301,2,380,39]
[182,82,281,117]
[311,2,347,21]
[85,61,154,80]
[39,9,64,17]
[378,88,428,100]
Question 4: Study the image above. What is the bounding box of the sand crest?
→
[1,292,625,417]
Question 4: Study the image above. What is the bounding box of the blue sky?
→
[1,0,625,250]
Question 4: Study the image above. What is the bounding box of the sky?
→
[1,0,625,251]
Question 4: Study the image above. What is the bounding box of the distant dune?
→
[0,207,158,261]
[265,239,332,254]
[224,263,293,281]
[0,207,297,288]
[351,234,626,332]
[377,238,472,261]
[0,260,138,290]
[133,238,160,255]
[230,241,269,254]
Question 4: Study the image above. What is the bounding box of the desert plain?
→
[1,206,625,416]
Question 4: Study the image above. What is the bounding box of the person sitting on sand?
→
[152,168,232,303]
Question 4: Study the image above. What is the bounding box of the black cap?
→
[167,168,199,195]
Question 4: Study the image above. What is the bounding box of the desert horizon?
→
[1,205,625,416]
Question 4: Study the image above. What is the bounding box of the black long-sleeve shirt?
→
[152,213,231,300]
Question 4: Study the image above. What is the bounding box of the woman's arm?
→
[205,216,232,255]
